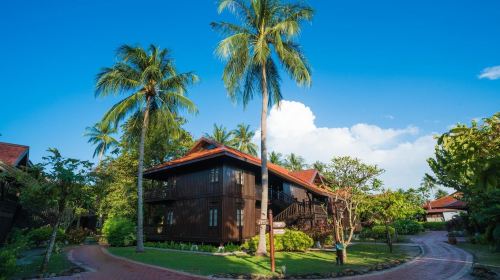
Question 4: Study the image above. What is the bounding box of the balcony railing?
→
[144,187,174,202]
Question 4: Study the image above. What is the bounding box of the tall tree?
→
[231,123,258,156]
[212,0,313,255]
[204,123,234,145]
[95,44,198,252]
[434,188,448,200]
[322,156,384,258]
[284,153,307,171]
[84,122,118,163]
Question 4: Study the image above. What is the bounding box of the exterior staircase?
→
[272,195,328,230]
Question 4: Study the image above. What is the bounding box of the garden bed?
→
[108,243,420,278]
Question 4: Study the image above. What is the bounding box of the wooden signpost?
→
[268,210,286,273]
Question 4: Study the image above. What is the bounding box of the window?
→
[172,177,177,188]
[236,209,244,227]
[209,208,218,227]
[166,210,174,225]
[209,168,219,183]
[236,170,245,185]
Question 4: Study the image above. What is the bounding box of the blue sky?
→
[1,0,499,187]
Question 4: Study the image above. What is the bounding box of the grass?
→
[456,242,500,268]
[13,253,75,279]
[108,243,420,276]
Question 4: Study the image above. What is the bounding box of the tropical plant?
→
[204,123,234,145]
[283,153,307,171]
[95,44,198,252]
[84,122,118,163]
[102,217,136,247]
[434,188,448,200]
[231,123,258,156]
[212,0,313,255]
[269,151,283,165]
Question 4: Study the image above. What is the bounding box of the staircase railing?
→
[274,202,301,222]
[274,201,328,223]
[268,188,296,204]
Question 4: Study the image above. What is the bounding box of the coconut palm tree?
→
[269,151,283,165]
[284,153,307,171]
[204,123,234,145]
[95,44,198,252]
[84,122,118,164]
[231,123,258,156]
[212,0,313,255]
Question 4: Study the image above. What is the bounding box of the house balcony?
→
[144,187,175,203]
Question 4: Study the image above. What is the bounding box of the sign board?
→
[256,219,269,225]
[273,221,286,229]
[273,229,286,235]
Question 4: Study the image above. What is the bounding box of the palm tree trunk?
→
[136,96,152,253]
[256,63,269,256]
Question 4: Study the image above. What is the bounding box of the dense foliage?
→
[360,225,396,240]
[421,222,446,231]
[393,219,424,235]
[102,217,136,247]
[242,229,313,253]
[27,226,66,247]
[144,241,240,253]
[427,113,499,249]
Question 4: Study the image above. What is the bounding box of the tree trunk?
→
[41,210,62,272]
[256,62,269,256]
[136,96,152,253]
[386,223,393,253]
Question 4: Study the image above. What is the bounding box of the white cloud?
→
[478,65,500,80]
[256,100,436,189]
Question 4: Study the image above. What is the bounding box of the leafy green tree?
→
[84,122,118,163]
[212,0,313,255]
[269,151,283,165]
[312,161,326,173]
[283,153,307,171]
[4,149,93,272]
[427,113,500,249]
[231,123,258,156]
[322,156,384,258]
[365,189,424,252]
[95,44,198,252]
[204,123,234,145]
[434,188,448,200]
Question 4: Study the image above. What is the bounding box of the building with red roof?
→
[423,193,467,222]
[143,138,332,243]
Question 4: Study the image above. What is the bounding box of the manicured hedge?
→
[420,221,446,231]
[393,220,424,235]
[242,229,313,253]
[144,241,240,253]
[102,217,136,247]
[359,225,395,240]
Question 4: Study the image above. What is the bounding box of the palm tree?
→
[212,0,313,255]
[312,161,326,173]
[204,123,234,145]
[269,151,283,165]
[284,153,307,171]
[231,123,258,156]
[95,44,198,252]
[84,122,118,164]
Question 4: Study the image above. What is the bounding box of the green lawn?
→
[13,253,75,279]
[108,243,420,276]
[457,242,500,268]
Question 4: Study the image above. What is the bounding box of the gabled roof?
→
[146,138,333,196]
[424,193,466,210]
[289,169,318,184]
[0,142,29,167]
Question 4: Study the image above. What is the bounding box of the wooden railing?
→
[274,201,327,223]
[268,189,296,204]
[144,187,174,202]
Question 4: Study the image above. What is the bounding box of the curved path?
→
[346,231,473,280]
[60,231,472,280]
[58,245,205,280]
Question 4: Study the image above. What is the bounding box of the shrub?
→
[102,217,136,247]
[359,225,395,240]
[28,225,66,247]
[0,248,17,280]
[66,228,89,244]
[242,230,313,253]
[421,222,446,231]
[393,219,424,235]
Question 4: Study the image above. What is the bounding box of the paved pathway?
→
[58,245,206,280]
[61,231,472,280]
[345,231,473,280]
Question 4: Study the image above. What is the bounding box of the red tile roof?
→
[0,142,29,166]
[289,169,318,184]
[146,138,334,196]
[424,193,466,210]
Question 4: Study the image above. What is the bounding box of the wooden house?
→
[143,138,334,244]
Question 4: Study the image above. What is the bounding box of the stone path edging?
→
[446,245,473,280]
[67,249,96,273]
[101,246,213,279]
